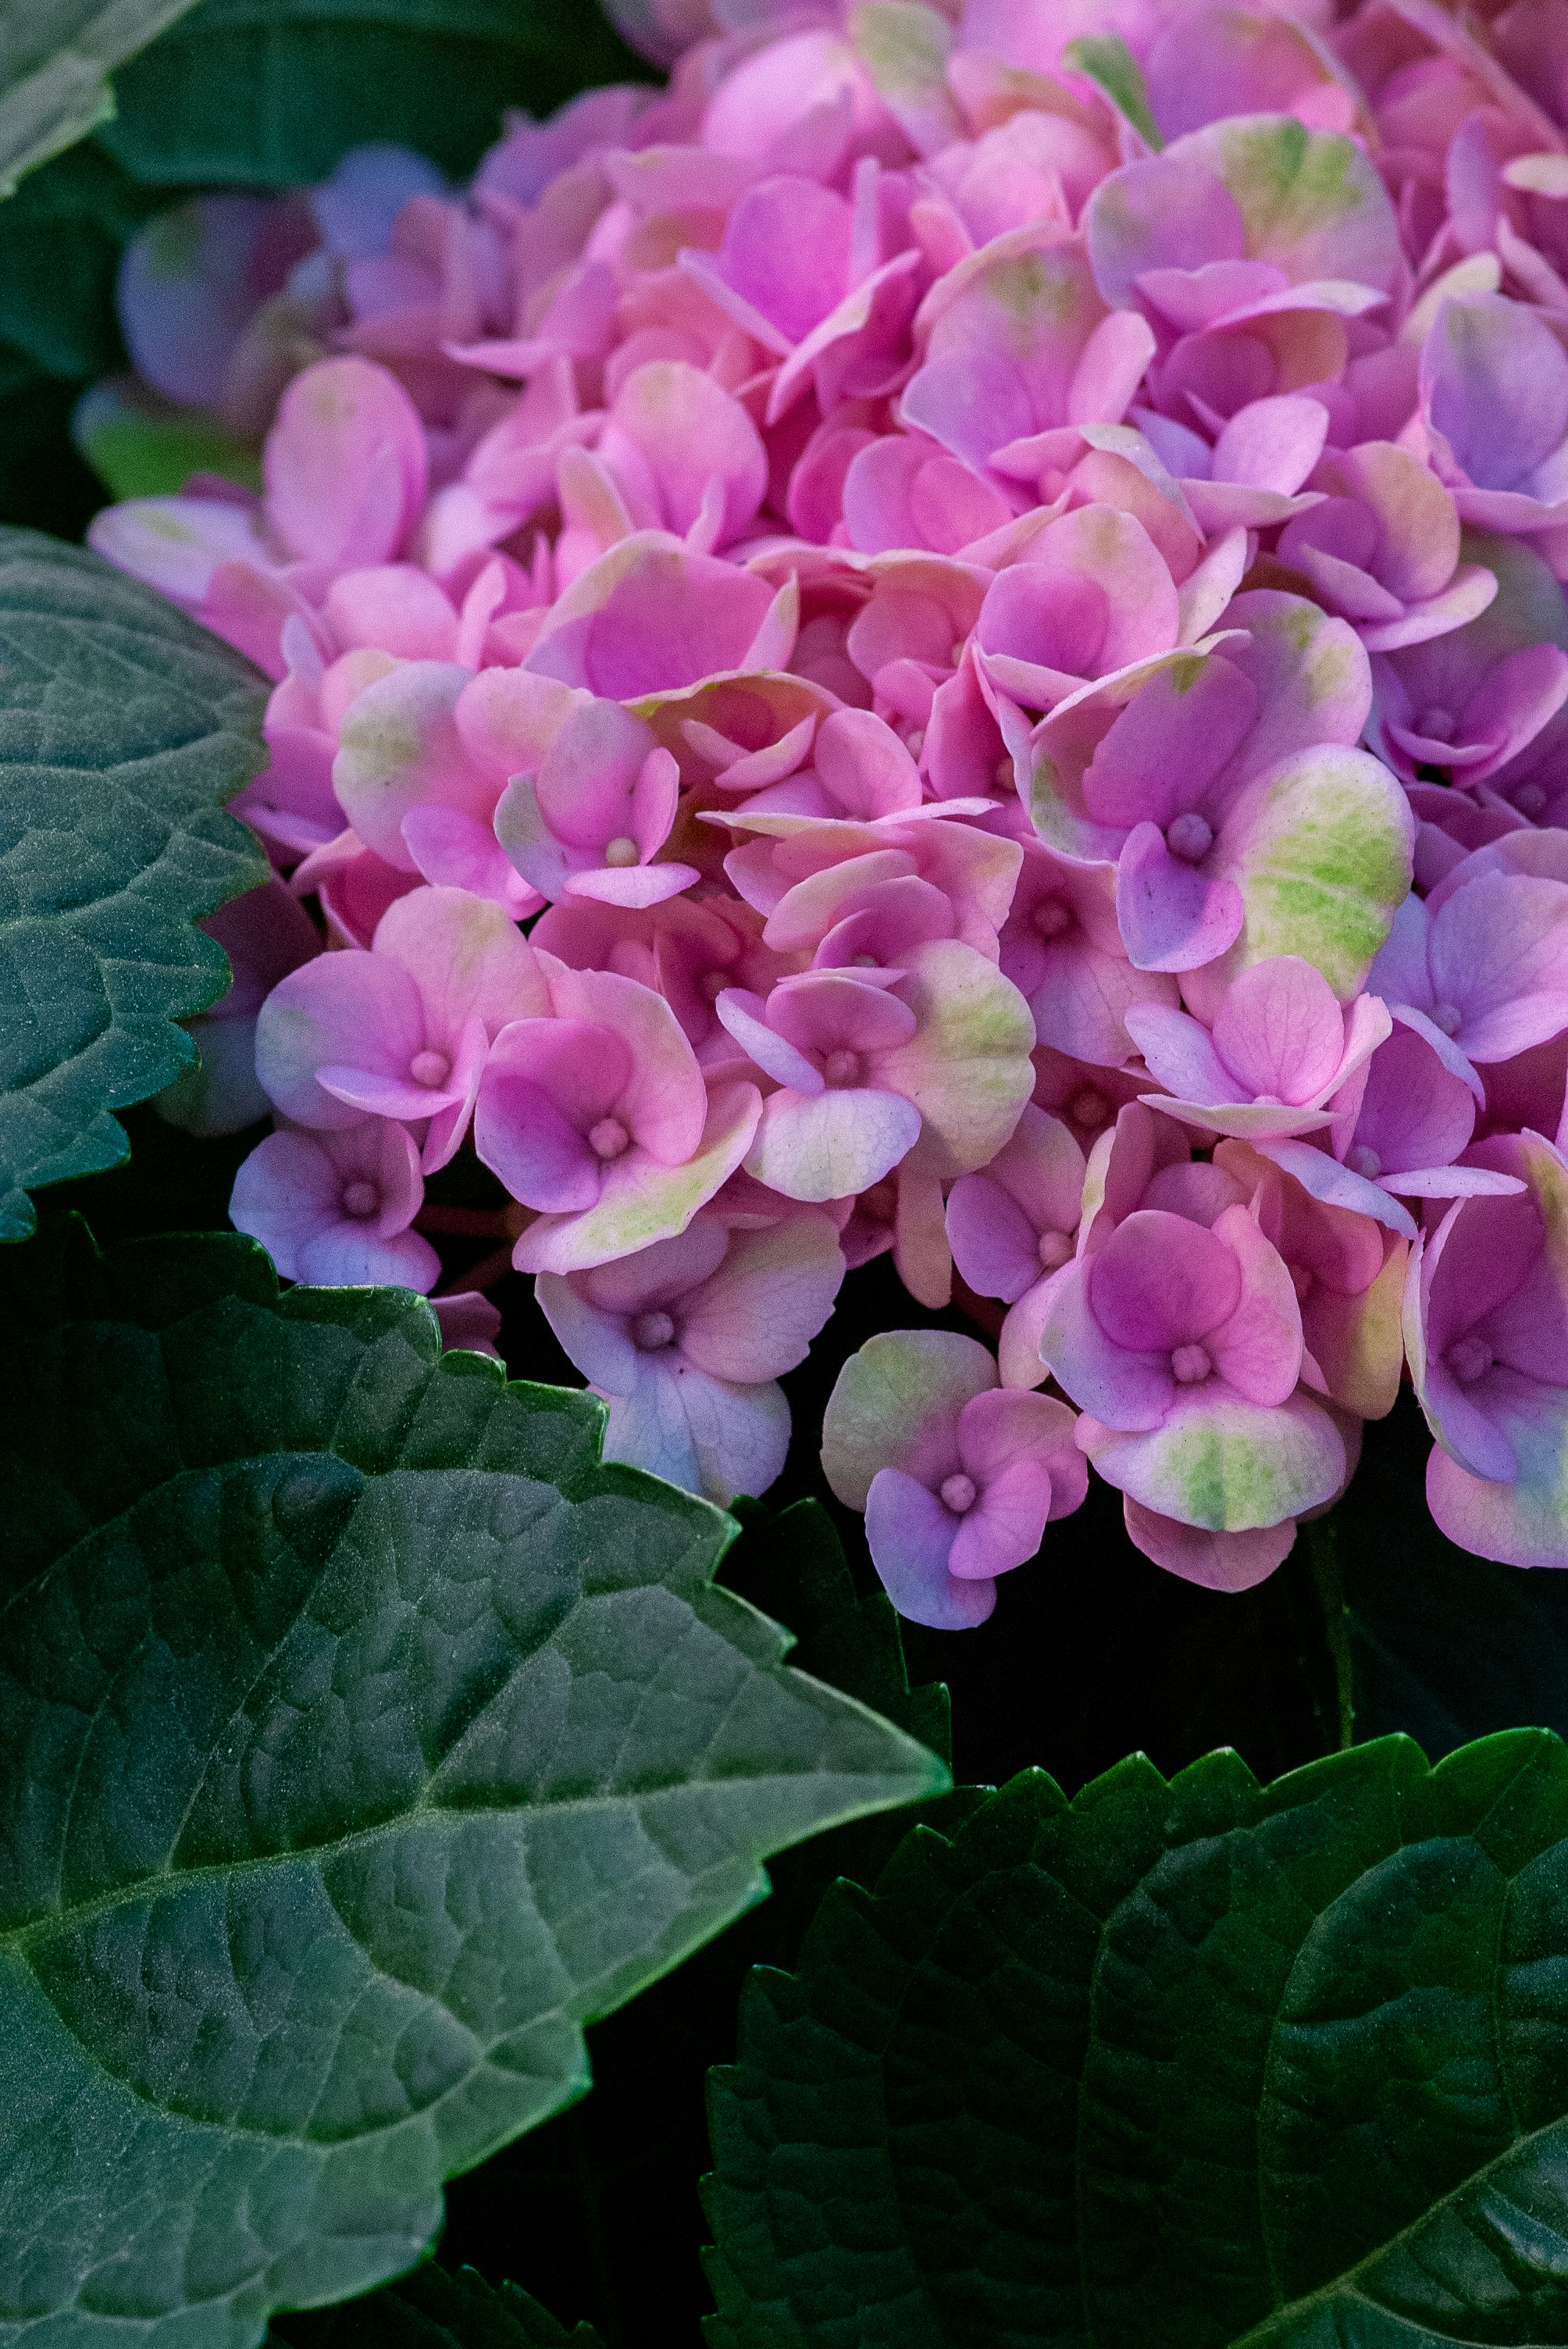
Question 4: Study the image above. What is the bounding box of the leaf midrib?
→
[1229,2100,1568,2344]
[1,1752,893,1957]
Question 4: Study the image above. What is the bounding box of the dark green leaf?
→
[0,0,201,191]
[100,0,651,188]
[0,527,269,1239]
[271,2259,607,2349]
[0,1218,946,2347]
[436,1495,969,2344]
[0,144,156,380]
[723,1498,950,1769]
[706,1728,1568,2347]
[0,360,109,536]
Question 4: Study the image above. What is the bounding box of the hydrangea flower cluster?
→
[87,0,1568,1625]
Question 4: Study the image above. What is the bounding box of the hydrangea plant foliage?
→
[8,0,1568,2336]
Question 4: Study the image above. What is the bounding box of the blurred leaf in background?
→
[0,0,650,536]
[99,0,650,186]
[0,0,199,191]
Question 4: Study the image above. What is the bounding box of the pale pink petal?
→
[1122,1497,1295,1588]
[265,356,428,568]
[866,1467,997,1628]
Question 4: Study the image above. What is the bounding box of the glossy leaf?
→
[99,0,650,188]
[0,0,200,191]
[0,527,269,1239]
[707,1728,1568,2347]
[0,1219,946,2347]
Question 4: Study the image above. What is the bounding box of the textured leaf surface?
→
[99,0,649,187]
[706,1730,1568,2347]
[271,2259,606,2349]
[0,527,268,1239]
[0,1221,945,2348]
[0,0,200,190]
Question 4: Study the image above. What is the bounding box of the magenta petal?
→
[864,1467,996,1629]
[1211,957,1347,1105]
[1123,1003,1235,1103]
[1115,824,1245,973]
[1123,1496,1295,1589]
[1039,1256,1176,1431]
[265,356,427,569]
[472,1017,629,1210]
[255,950,423,1130]
[946,1171,1045,1303]
[1254,1137,1418,1239]
[1428,872,1568,1061]
[949,1458,1053,1579]
[1090,1207,1242,1349]
[1206,1203,1303,1406]
[1078,653,1259,830]
[715,989,825,1094]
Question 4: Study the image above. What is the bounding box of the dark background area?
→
[20,5,1568,2330]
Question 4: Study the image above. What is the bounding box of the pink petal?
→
[946,1171,1045,1303]
[949,1457,1054,1579]
[678,1212,845,1381]
[1039,1256,1175,1432]
[865,1467,996,1629]
[1124,1003,1235,1103]
[745,1085,922,1201]
[1206,1203,1304,1406]
[1122,1497,1295,1589]
[1078,1386,1348,1529]
[1115,824,1246,973]
[1089,1207,1244,1350]
[472,1018,631,1211]
[603,360,768,545]
[265,356,428,569]
[255,950,423,1129]
[1210,956,1348,1105]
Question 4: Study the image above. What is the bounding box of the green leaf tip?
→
[706,1724,1568,2347]
[0,527,269,1241]
[0,0,202,192]
[0,1217,946,2347]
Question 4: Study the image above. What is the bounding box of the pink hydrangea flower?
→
[475,955,761,1271]
[230,1117,438,1288]
[821,1328,1087,1628]
[81,0,1568,1603]
[1042,1196,1350,1540]
[255,883,547,1167]
[537,1207,844,1500]
[1409,1129,1568,1565]
[945,1102,1087,1388]
[1126,955,1392,1139]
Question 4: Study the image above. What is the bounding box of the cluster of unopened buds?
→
[90,0,1568,1624]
